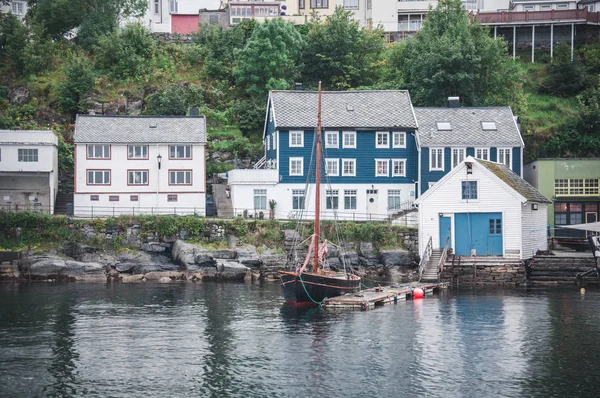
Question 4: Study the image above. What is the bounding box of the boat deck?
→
[322,282,449,310]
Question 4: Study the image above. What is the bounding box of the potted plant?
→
[269,199,277,219]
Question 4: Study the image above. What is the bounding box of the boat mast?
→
[313,81,322,273]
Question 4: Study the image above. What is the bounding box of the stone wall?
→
[440,256,526,286]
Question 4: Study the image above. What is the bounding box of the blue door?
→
[454,213,503,256]
[439,216,451,249]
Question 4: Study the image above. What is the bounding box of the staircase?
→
[213,183,234,218]
[54,191,73,215]
[421,249,442,282]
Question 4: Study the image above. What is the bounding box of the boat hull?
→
[280,271,361,307]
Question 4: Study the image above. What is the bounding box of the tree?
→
[234,18,305,98]
[302,7,386,90]
[0,13,29,74]
[542,44,586,97]
[56,57,96,121]
[393,0,522,108]
[145,85,188,116]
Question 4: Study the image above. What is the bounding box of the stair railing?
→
[418,236,433,282]
[253,156,267,169]
[437,236,451,282]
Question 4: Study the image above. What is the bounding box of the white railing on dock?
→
[437,236,451,281]
[418,236,433,282]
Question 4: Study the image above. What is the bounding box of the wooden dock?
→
[322,282,449,310]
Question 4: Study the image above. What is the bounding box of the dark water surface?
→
[1,283,600,398]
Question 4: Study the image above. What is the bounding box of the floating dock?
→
[322,282,449,310]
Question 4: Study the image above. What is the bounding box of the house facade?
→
[73,115,207,217]
[228,90,419,220]
[416,156,550,260]
[127,0,221,32]
[0,130,58,213]
[0,0,28,19]
[524,158,600,238]
[415,104,524,195]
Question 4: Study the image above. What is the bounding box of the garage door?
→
[455,213,503,256]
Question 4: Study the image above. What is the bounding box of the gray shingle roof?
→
[415,107,523,147]
[479,159,551,203]
[270,90,418,130]
[74,115,206,144]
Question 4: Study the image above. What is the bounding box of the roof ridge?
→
[76,114,206,118]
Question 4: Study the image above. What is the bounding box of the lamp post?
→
[157,154,162,208]
[157,154,162,169]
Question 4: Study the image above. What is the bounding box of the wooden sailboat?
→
[280,82,361,307]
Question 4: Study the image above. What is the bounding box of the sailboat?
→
[280,82,361,307]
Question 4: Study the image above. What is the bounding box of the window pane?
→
[496,219,502,234]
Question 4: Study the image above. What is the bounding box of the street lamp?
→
[157,154,162,169]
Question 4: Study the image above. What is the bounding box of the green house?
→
[524,158,600,238]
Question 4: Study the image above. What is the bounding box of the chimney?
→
[189,107,200,116]
[294,82,303,91]
[448,97,460,108]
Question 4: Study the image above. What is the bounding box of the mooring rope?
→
[298,273,327,307]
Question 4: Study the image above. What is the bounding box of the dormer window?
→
[436,122,452,131]
[481,122,497,131]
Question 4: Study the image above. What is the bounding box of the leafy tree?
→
[145,85,188,116]
[95,23,155,80]
[234,18,305,97]
[302,7,386,90]
[542,44,586,97]
[56,57,96,121]
[0,13,29,74]
[393,0,522,108]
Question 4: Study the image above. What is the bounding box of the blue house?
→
[228,89,419,220]
[414,104,524,196]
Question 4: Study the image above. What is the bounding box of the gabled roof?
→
[269,90,418,130]
[478,160,551,203]
[414,107,523,147]
[74,115,206,144]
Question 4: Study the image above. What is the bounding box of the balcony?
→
[398,21,423,32]
[473,9,600,25]
[227,169,279,185]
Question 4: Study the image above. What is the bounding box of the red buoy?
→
[413,288,424,299]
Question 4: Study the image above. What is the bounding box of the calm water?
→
[1,283,600,398]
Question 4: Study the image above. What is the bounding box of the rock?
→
[359,242,374,255]
[216,260,249,281]
[195,253,216,268]
[24,255,106,281]
[379,249,412,267]
[236,245,262,267]
[63,242,99,259]
[129,264,164,274]
[121,274,145,283]
[9,86,30,105]
[158,277,172,283]
[212,249,236,260]
[228,235,240,248]
[144,271,185,281]
[171,240,197,268]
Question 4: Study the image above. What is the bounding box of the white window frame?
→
[523,4,535,10]
[87,170,111,185]
[18,148,38,162]
[292,189,305,210]
[475,148,489,161]
[430,148,444,171]
[87,145,110,159]
[169,0,178,13]
[273,132,277,150]
[344,189,357,210]
[290,130,304,147]
[325,158,339,176]
[540,4,552,10]
[11,1,25,15]
[254,189,267,210]
[326,189,339,210]
[376,131,389,148]
[387,189,402,210]
[169,145,192,159]
[452,148,466,168]
[392,132,406,148]
[343,131,356,149]
[169,170,192,185]
[128,170,149,185]
[154,0,160,14]
[128,145,148,159]
[289,157,304,176]
[325,131,339,148]
[498,148,511,169]
[342,158,356,177]
[266,136,270,151]
[556,3,568,9]
[461,180,479,201]
[392,159,406,177]
[375,159,389,177]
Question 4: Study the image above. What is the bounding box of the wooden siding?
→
[278,129,418,185]
[521,202,548,259]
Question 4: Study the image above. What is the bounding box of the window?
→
[292,189,305,210]
[109,195,119,202]
[555,203,567,212]
[570,213,582,224]
[87,145,110,159]
[584,179,599,195]
[343,131,356,148]
[430,148,444,171]
[556,3,568,9]
[167,194,178,202]
[326,190,339,209]
[128,170,149,185]
[461,181,478,200]
[325,131,339,148]
[90,195,99,201]
[489,219,502,234]
[299,0,305,8]
[569,179,584,195]
[475,148,489,161]
[393,132,406,148]
[169,170,192,185]
[523,5,535,10]
[266,136,270,151]
[437,122,452,131]
[209,14,219,24]
[169,0,178,13]
[342,159,356,176]
[326,158,339,176]
[11,1,24,15]
[18,148,38,162]
[310,0,329,8]
[376,159,389,177]
[128,145,148,159]
[289,157,304,176]
[481,122,497,130]
[586,4,594,12]
[367,0,372,9]
[254,189,267,210]
[290,131,304,147]
[344,190,357,210]
[498,148,511,168]
[392,159,406,177]
[555,179,569,195]
[452,148,465,168]
[130,195,139,202]
[344,0,358,9]
[376,132,389,148]
[169,145,191,159]
[570,203,582,212]
[87,170,110,185]
[555,213,567,225]
[555,178,600,196]
[388,190,402,210]
[154,0,160,14]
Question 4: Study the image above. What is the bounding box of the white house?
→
[415,156,550,260]
[0,130,58,213]
[73,115,207,217]
[127,0,222,32]
[0,0,28,19]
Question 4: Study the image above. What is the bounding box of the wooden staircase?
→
[54,191,73,215]
[421,249,442,282]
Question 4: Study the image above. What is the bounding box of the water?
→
[1,283,600,398]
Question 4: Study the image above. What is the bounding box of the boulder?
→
[144,271,185,281]
[9,86,30,105]
[121,274,145,283]
[236,245,261,268]
[379,249,413,267]
[172,240,202,269]
[212,249,237,260]
[24,255,106,281]
[216,261,249,281]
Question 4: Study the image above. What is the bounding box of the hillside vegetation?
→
[1,0,599,178]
